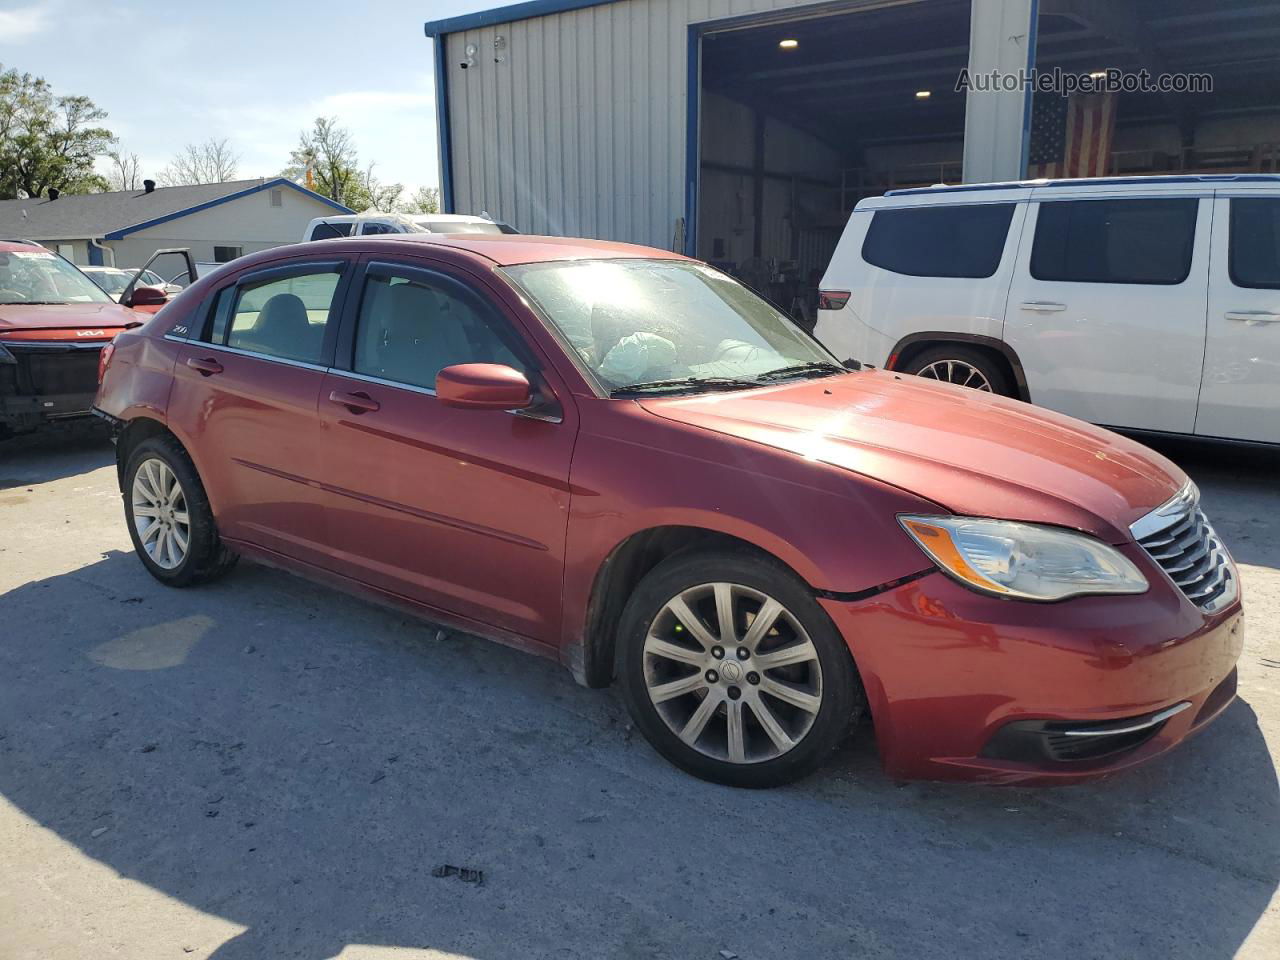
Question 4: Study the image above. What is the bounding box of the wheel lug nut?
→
[705,669,719,683]
[736,646,749,660]
[727,686,741,700]
[711,646,724,660]
[746,671,760,685]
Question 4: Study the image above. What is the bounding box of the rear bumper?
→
[822,570,1245,784]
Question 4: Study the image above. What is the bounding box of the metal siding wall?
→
[443,0,879,249]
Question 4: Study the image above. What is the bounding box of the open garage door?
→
[692,0,971,329]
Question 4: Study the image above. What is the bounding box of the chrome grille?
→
[1131,483,1237,613]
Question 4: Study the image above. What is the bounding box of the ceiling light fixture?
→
[915,90,931,99]
[1089,70,1108,79]
[779,38,799,49]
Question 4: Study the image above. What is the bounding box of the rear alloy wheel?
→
[620,551,864,787]
[899,344,1013,397]
[132,458,190,570]
[123,435,238,587]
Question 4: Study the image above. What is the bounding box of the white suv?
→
[815,175,1280,445]
[302,212,514,242]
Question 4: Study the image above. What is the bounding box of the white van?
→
[302,212,514,242]
[815,174,1280,445]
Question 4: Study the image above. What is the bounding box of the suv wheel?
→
[900,344,1013,396]
[618,550,864,787]
[123,435,238,587]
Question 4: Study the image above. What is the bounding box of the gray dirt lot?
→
[0,423,1277,960]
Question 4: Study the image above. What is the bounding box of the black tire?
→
[618,549,865,788]
[122,434,238,587]
[899,344,1014,396]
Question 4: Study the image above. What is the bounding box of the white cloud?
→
[0,4,51,43]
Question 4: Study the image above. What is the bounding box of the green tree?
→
[403,185,440,215]
[0,66,113,199]
[282,117,360,207]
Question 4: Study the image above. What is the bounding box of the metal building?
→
[425,0,1280,285]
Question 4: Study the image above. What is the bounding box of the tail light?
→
[97,341,116,386]
[817,290,851,310]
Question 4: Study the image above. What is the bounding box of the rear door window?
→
[1030,197,1198,285]
[360,221,398,235]
[1228,197,1280,289]
[218,268,343,364]
[862,203,1016,278]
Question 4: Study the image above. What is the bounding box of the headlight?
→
[899,515,1148,601]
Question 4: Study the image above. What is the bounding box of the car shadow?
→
[2,550,1277,959]
[0,419,113,489]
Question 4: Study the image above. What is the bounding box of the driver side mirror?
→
[436,363,532,410]
[125,285,168,308]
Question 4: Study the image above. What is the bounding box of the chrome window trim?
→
[162,335,329,373]
[165,335,561,422]
[332,367,563,423]
[337,367,437,397]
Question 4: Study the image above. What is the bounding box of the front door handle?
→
[1225,310,1280,324]
[328,390,380,414]
[1020,301,1068,312]
[186,356,223,376]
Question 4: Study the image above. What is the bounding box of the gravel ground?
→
[0,422,1277,960]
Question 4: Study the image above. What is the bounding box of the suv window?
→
[862,203,1015,279]
[1031,198,1198,285]
[1229,197,1280,290]
[311,221,353,240]
[353,264,527,391]
[360,221,398,235]
[221,270,342,363]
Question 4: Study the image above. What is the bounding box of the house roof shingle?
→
[0,178,349,241]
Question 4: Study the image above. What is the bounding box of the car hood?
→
[0,301,140,340]
[638,370,1186,543]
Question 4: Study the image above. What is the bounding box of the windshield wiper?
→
[754,360,852,382]
[9,300,71,305]
[610,376,763,397]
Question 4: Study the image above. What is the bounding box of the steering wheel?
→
[0,288,29,302]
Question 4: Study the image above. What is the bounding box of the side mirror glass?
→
[436,363,533,411]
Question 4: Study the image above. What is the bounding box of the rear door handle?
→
[1225,311,1280,324]
[328,390,380,414]
[1019,301,1068,312]
[186,356,223,376]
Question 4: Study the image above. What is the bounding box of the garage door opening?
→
[693,0,972,328]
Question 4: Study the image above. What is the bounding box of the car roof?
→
[0,239,50,253]
[281,233,690,268]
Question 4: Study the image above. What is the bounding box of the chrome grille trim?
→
[1131,483,1238,613]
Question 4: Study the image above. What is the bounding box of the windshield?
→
[502,258,843,393]
[88,269,132,295]
[0,250,112,305]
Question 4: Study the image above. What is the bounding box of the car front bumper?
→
[822,568,1244,784]
[0,341,103,430]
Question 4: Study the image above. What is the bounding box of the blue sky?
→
[0,0,501,192]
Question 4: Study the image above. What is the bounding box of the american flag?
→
[1027,92,1117,179]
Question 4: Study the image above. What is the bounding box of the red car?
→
[0,240,163,439]
[94,234,1244,787]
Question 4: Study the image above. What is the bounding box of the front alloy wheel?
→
[620,550,864,787]
[131,457,190,569]
[643,582,823,764]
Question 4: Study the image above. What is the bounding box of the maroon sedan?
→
[94,234,1243,787]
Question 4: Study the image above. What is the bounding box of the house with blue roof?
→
[0,177,352,270]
